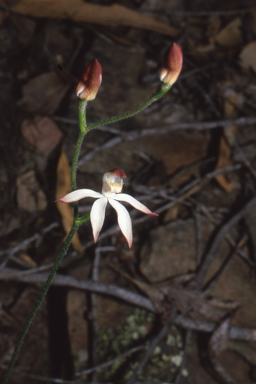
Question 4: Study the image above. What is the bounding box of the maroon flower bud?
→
[76,59,102,101]
[160,43,183,86]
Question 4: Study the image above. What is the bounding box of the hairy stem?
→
[2,221,79,384]
[87,85,170,131]
[71,100,87,219]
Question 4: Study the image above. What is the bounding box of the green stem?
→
[87,84,170,131]
[78,212,90,224]
[1,221,79,384]
[71,100,88,219]
[2,80,172,384]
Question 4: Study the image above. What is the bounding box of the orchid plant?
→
[2,43,183,384]
[57,168,158,248]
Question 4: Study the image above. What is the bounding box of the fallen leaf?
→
[111,264,237,321]
[207,16,221,41]
[21,116,63,154]
[11,0,178,36]
[56,148,83,254]
[215,134,234,192]
[16,170,47,212]
[240,41,256,73]
[19,253,37,266]
[215,18,242,46]
[18,71,70,114]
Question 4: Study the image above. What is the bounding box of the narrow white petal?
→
[113,194,158,216]
[108,198,132,248]
[56,189,102,203]
[90,197,108,242]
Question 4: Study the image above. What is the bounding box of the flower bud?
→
[76,59,102,101]
[102,168,126,196]
[160,43,183,86]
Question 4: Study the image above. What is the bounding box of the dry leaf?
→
[240,41,256,73]
[16,170,47,212]
[21,116,63,153]
[207,16,221,41]
[11,0,178,36]
[18,71,69,114]
[215,18,242,46]
[215,134,234,192]
[19,253,37,266]
[56,148,83,254]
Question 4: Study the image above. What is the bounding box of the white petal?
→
[90,197,108,242]
[108,198,132,248]
[56,189,102,203]
[113,194,158,216]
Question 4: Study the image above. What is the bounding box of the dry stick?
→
[90,248,100,383]
[89,246,115,381]
[77,117,256,167]
[173,330,191,384]
[224,126,256,180]
[125,324,170,384]
[0,222,58,258]
[196,195,256,288]
[0,345,146,384]
[76,343,147,377]
[2,269,256,342]
[195,204,202,266]
[203,243,244,295]
[0,270,156,312]
[192,200,252,268]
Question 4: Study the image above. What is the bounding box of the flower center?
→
[102,172,123,196]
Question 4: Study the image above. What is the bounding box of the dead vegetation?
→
[1,0,256,383]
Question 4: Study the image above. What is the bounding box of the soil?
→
[1,0,256,383]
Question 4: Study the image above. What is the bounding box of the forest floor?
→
[1,0,256,383]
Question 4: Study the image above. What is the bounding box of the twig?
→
[125,324,169,384]
[193,202,252,267]
[0,364,111,384]
[189,77,221,118]
[76,344,147,377]
[89,246,113,381]
[196,195,256,288]
[0,222,58,260]
[202,236,247,295]
[224,126,256,180]
[1,268,256,342]
[173,330,191,384]
[75,117,256,167]
[0,269,156,311]
[77,136,121,166]
[195,205,202,266]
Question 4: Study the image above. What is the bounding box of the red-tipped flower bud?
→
[76,59,102,101]
[160,43,183,86]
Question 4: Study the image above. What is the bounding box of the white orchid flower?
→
[56,168,158,248]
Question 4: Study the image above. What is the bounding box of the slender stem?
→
[71,101,87,191]
[78,100,87,134]
[78,213,90,224]
[1,221,79,384]
[2,80,173,384]
[87,85,170,131]
[71,100,88,219]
